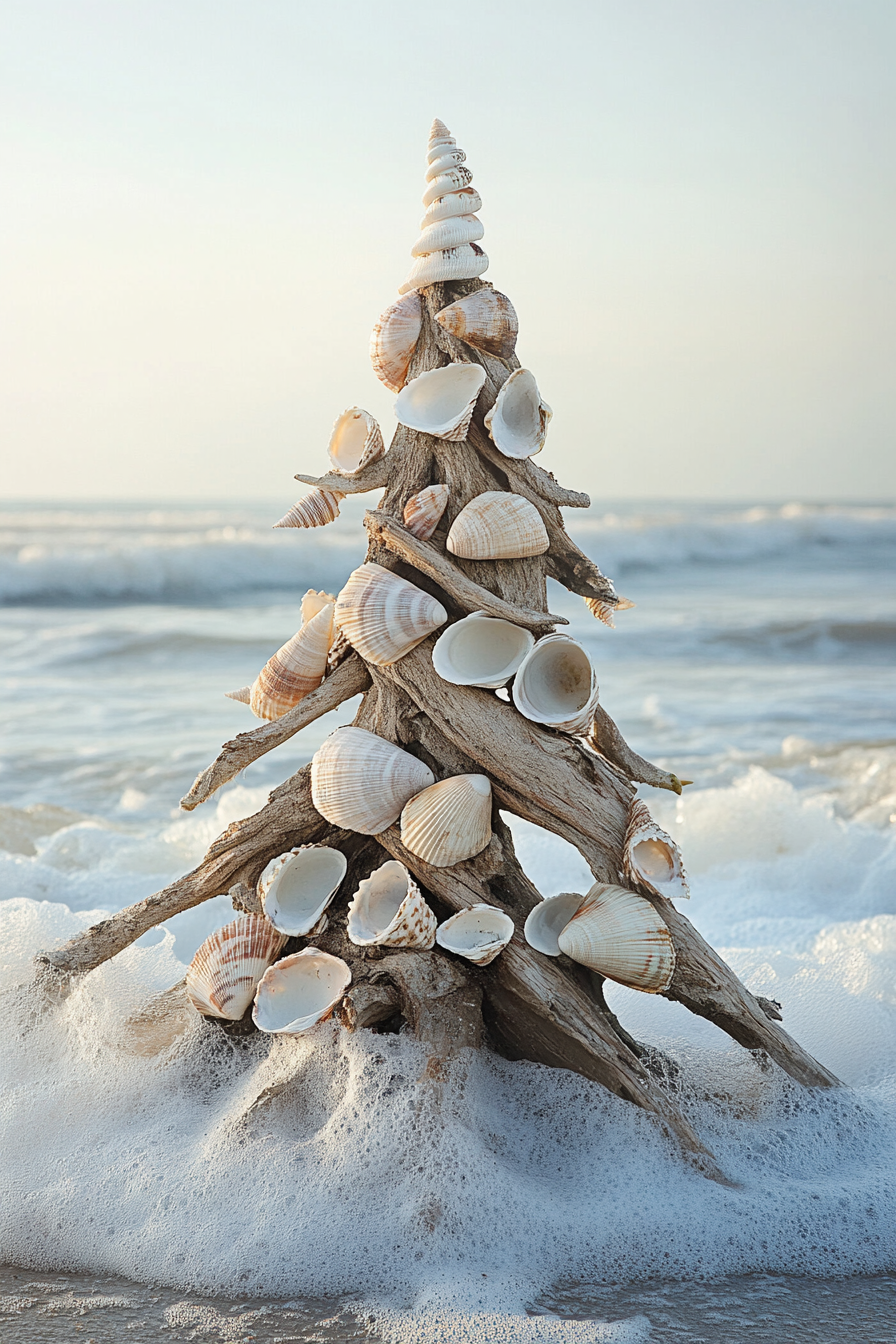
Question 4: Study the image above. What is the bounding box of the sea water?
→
[0,498,894,1341]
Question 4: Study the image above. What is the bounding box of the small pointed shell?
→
[399,774,492,868]
[421,186,483,226]
[225,685,251,704]
[436,904,514,966]
[252,948,351,1035]
[403,484,450,541]
[523,892,587,957]
[412,214,484,256]
[327,408,385,476]
[274,489,344,529]
[447,491,549,561]
[311,727,435,835]
[623,800,690,900]
[557,883,675,993]
[334,562,447,666]
[400,243,488,296]
[347,859,437,948]
[484,369,552,459]
[250,602,335,720]
[512,633,599,735]
[186,914,287,1020]
[258,844,348,936]
[436,289,519,360]
[370,292,423,393]
[394,364,486,442]
[301,588,338,625]
[431,612,534,689]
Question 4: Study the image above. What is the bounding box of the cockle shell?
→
[431,612,534,689]
[310,727,435,834]
[403,484,450,541]
[334,562,447,666]
[435,288,519,360]
[557,882,675,993]
[258,844,349,936]
[400,120,489,295]
[446,491,549,561]
[347,859,437,948]
[327,408,385,476]
[370,292,423,393]
[252,948,352,1035]
[585,595,635,628]
[523,893,587,957]
[186,914,287,1020]
[274,489,344,530]
[623,800,690,901]
[250,601,335,720]
[399,773,492,868]
[484,369,552,459]
[436,904,514,966]
[512,633,599,735]
[394,364,486,442]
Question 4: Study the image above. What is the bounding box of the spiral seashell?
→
[310,727,435,834]
[334,562,447,666]
[421,187,483,226]
[370,292,422,393]
[512,633,599,735]
[412,215,484,256]
[436,904,514,966]
[186,914,287,1020]
[623,800,690,901]
[346,859,437,949]
[327,407,385,476]
[394,364,486,442]
[252,948,351,1035]
[446,491,549,561]
[274,489,344,530]
[523,892,588,958]
[584,595,635,628]
[258,844,349,936]
[436,288,519,360]
[248,601,335,721]
[431,612,534,689]
[403,484,450,541]
[556,882,676,993]
[484,369,552,459]
[301,589,338,625]
[399,120,489,294]
[225,686,251,703]
[400,773,492,868]
[401,244,489,296]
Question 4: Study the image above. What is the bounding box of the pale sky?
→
[1,0,893,501]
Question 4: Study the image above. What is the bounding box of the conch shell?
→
[327,408,385,476]
[258,844,348,936]
[556,882,676,993]
[274,489,344,529]
[446,491,549,561]
[623,800,690,901]
[436,904,514,966]
[512,633,599,735]
[370,292,423,392]
[399,120,489,294]
[484,369,552,459]
[436,288,518,360]
[249,600,335,720]
[334,562,447,666]
[399,773,493,868]
[310,727,435,834]
[347,859,437,949]
[523,892,588,957]
[252,948,351,1035]
[403,484,450,541]
[186,914,287,1020]
[394,364,486,442]
[431,612,534,689]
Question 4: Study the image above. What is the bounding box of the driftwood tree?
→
[36,120,838,1182]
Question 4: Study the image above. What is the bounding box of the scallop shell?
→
[412,214,484,256]
[399,773,492,868]
[346,859,437,949]
[225,685,251,703]
[400,120,489,294]
[512,633,599,735]
[301,589,338,624]
[252,948,352,1035]
[557,882,675,993]
[310,726,435,834]
[327,408,385,476]
[435,288,519,360]
[258,844,349,936]
[436,904,514,966]
[400,244,489,295]
[584,595,635,628]
[623,800,690,901]
[403,484,450,541]
[446,491,549,561]
[523,892,587,957]
[334,562,447,666]
[250,601,335,720]
[186,914,287,1020]
[274,489,344,530]
[484,369,552,459]
[394,364,486,441]
[431,612,534,689]
[370,292,423,393]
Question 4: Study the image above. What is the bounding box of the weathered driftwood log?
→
[588,704,691,796]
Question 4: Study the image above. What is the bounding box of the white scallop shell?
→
[301,588,338,625]
[310,727,435,835]
[421,187,483,226]
[412,214,484,256]
[346,859,437,949]
[435,289,519,360]
[403,484,450,541]
[512,633,599,735]
[327,407,385,476]
[484,369,552,459]
[370,292,423,393]
[623,800,690,901]
[436,904,514,966]
[556,882,675,993]
[186,914,287,1020]
[334,562,447,666]
[446,491,549,561]
[431,612,534,689]
[523,892,588,958]
[274,489,344,530]
[258,844,349,936]
[252,948,352,1035]
[249,601,335,721]
[394,364,486,442]
[400,244,489,296]
[399,774,492,868]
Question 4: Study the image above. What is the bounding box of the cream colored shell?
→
[522,892,586,957]
[623,799,690,901]
[412,214,484,256]
[186,914,287,1020]
[446,491,549,561]
[421,186,482,226]
[401,244,488,295]
[327,407,385,476]
[310,727,435,835]
[436,904,514,966]
[556,882,675,993]
[403,484,450,541]
[394,363,486,442]
[399,773,493,868]
[435,288,519,360]
[249,601,335,721]
[431,612,534,689]
[370,292,423,393]
[258,844,348,936]
[301,589,338,624]
[274,489,344,530]
[252,948,352,1035]
[346,859,437,948]
[484,369,552,459]
[400,120,489,294]
[225,686,251,703]
[334,562,447,666]
[512,633,599,735]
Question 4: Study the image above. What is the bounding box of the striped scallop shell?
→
[250,601,335,720]
[399,773,492,868]
[403,484,450,540]
[446,491,549,561]
[557,883,675,993]
[346,859,437,949]
[436,904,514,966]
[327,408,385,476]
[623,800,690,901]
[436,288,519,360]
[252,948,352,1035]
[310,727,435,835]
[335,562,447,666]
[186,914,287,1020]
[484,369,552,459]
[512,633,599,735]
[395,363,486,442]
[399,120,489,295]
[370,292,422,393]
[274,489,344,530]
[258,844,348,936]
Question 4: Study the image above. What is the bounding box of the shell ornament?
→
[623,799,690,901]
[347,860,437,949]
[274,489,344,530]
[399,120,489,295]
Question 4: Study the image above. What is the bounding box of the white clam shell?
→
[403,484,450,541]
[523,892,587,958]
[258,844,348,936]
[446,491,549,561]
[347,859,437,949]
[412,214,484,256]
[512,633,599,735]
[249,601,335,721]
[186,914,287,1020]
[252,948,352,1035]
[327,407,385,476]
[431,612,534,689]
[484,369,552,459]
[623,800,690,901]
[370,292,423,393]
[435,288,518,360]
[274,489,344,529]
[400,243,489,296]
[436,904,514,966]
[394,364,486,442]
[400,773,492,868]
[334,562,447,666]
[310,727,435,835]
[421,186,483,226]
[556,882,675,993]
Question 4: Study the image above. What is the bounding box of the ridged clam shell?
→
[310,726,435,834]
[334,562,447,666]
[252,948,351,1035]
[484,369,552,459]
[412,214,484,256]
[258,844,348,936]
[557,882,675,993]
[446,491,549,561]
[225,685,251,703]
[436,904,514,966]
[512,633,599,735]
[584,595,635,628]
[327,407,385,476]
[274,489,344,530]
[623,800,690,901]
[431,612,534,689]
[370,292,422,393]
[403,484,450,541]
[301,588,337,624]
[523,892,588,958]
[399,773,492,868]
[435,289,519,360]
[400,244,489,296]
[347,859,437,949]
[394,364,486,442]
[186,914,287,1020]
[250,601,335,720]
[421,186,483,226]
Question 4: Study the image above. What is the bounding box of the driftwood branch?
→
[294,458,389,495]
[588,704,691,795]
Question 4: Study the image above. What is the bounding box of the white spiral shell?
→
[400,120,489,295]
[273,489,344,529]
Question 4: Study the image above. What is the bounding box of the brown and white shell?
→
[399,773,493,868]
[403,484,450,541]
[252,948,351,1035]
[484,369,552,459]
[249,601,335,721]
[258,844,349,936]
[394,364,486,442]
[435,904,514,966]
[556,882,676,993]
[584,595,635,628]
[334,562,447,666]
[623,800,690,901]
[327,408,385,476]
[346,859,437,949]
[186,914,287,1020]
[370,292,423,393]
[436,288,519,360]
[431,612,534,689]
[399,120,489,295]
[446,491,549,561]
[511,633,599,735]
[310,727,435,835]
[274,489,344,530]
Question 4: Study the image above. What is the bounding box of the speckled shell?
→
[484,369,552,459]
[186,914,287,1020]
[370,292,423,393]
[557,883,675,993]
[250,601,335,721]
[327,408,385,476]
[346,859,437,949]
[395,363,486,442]
[403,484,450,541]
[623,800,690,901]
[252,948,351,1035]
[258,844,349,936]
[274,489,344,530]
[431,612,534,689]
[334,562,447,666]
[310,727,435,835]
[399,773,493,868]
[435,288,519,360]
[436,904,514,966]
[584,595,635,628]
[399,120,489,295]
[523,892,588,958]
[512,633,599,735]
[446,491,549,561]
